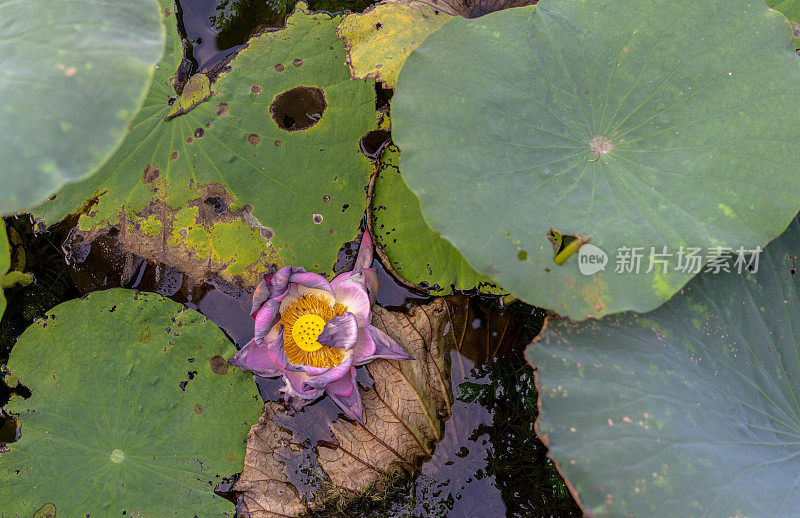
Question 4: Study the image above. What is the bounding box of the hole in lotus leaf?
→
[270,86,326,132]
[194,128,204,138]
[251,84,262,94]
[374,22,382,29]
[313,214,323,224]
[359,129,391,160]
[143,164,160,184]
[216,103,229,116]
[293,58,303,67]
[204,196,228,214]
[275,63,284,72]
[209,355,228,375]
[248,133,261,146]
[342,204,350,212]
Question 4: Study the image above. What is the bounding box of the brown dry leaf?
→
[234,297,518,512]
[232,402,309,518]
[317,298,454,491]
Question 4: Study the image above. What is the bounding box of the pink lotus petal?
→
[353,232,373,276]
[253,300,281,345]
[301,354,354,392]
[361,325,414,363]
[318,313,359,351]
[326,373,355,397]
[283,370,322,400]
[250,274,272,316]
[331,269,378,305]
[352,328,377,365]
[328,368,364,423]
[227,338,282,378]
[333,277,371,327]
[287,271,334,297]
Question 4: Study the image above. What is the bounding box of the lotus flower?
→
[228,233,413,423]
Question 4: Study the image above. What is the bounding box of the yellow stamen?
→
[280,293,348,368]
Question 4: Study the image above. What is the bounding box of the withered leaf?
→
[232,402,308,518]
[317,298,454,491]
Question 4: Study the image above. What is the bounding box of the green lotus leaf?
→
[371,145,502,294]
[0,0,164,215]
[0,220,9,320]
[526,215,800,516]
[393,0,800,319]
[0,289,261,515]
[33,1,376,287]
[337,0,452,87]
[772,0,800,22]
[771,0,800,49]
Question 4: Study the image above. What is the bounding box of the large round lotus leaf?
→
[372,145,502,294]
[392,0,800,319]
[0,0,164,215]
[33,1,376,286]
[526,216,800,516]
[0,289,261,515]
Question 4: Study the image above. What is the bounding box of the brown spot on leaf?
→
[143,164,160,184]
[216,103,229,116]
[186,136,193,144]
[293,58,303,67]
[248,134,261,146]
[209,355,228,375]
[275,63,285,72]
[194,128,204,138]
[170,151,179,160]
[194,403,204,414]
[313,214,323,224]
[323,195,331,203]
[274,140,281,146]
[270,86,326,132]
[251,84,262,94]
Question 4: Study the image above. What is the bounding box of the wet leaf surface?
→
[527,216,800,516]
[370,145,503,295]
[33,1,376,288]
[337,0,452,87]
[231,402,309,517]
[0,0,164,215]
[393,0,800,319]
[0,289,261,515]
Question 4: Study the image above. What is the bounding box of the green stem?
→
[1,271,34,289]
[554,237,590,265]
